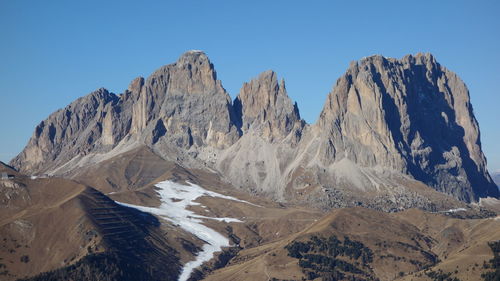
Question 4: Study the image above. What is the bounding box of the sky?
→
[1,0,499,172]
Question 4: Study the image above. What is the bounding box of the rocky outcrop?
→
[10,51,499,207]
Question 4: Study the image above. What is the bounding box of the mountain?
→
[10,51,499,210]
[9,50,240,175]
[233,70,303,142]
[492,171,500,187]
[218,53,498,209]
[314,54,497,201]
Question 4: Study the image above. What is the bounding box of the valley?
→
[2,155,499,281]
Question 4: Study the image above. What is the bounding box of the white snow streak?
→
[116,180,258,281]
[441,208,467,213]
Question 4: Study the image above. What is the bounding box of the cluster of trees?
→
[20,255,30,263]
[285,235,376,281]
[481,240,500,281]
[16,251,181,281]
[424,269,460,281]
[286,235,373,263]
[16,253,130,281]
[0,262,7,277]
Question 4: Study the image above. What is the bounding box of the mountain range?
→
[2,51,500,281]
[10,51,499,208]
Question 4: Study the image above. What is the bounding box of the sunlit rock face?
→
[233,70,303,143]
[129,50,241,149]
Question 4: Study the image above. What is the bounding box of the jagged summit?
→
[404,52,437,62]
[233,70,302,141]
[356,52,436,63]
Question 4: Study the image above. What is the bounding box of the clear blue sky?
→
[1,1,499,172]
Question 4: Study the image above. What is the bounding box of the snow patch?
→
[440,208,467,213]
[116,180,258,281]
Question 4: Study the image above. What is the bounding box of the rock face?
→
[10,51,499,207]
[233,70,302,142]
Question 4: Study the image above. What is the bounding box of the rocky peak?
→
[317,53,498,201]
[176,50,211,67]
[12,51,242,174]
[167,50,220,95]
[127,77,144,94]
[10,87,124,173]
[128,51,240,149]
[234,70,302,142]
